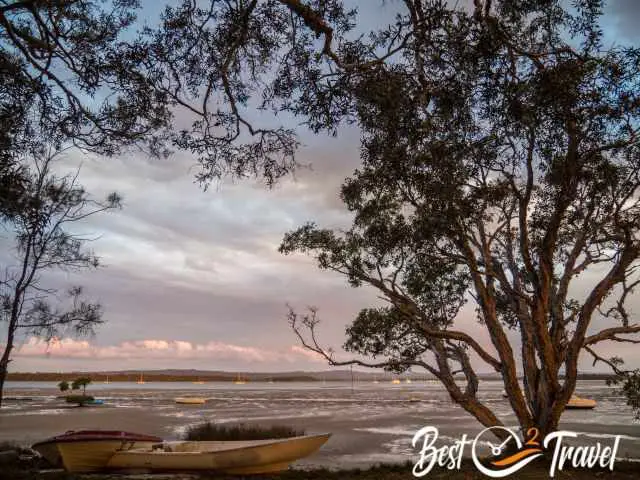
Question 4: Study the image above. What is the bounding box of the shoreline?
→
[3,380,640,474]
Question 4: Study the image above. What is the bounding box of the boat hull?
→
[58,440,159,472]
[106,433,331,473]
[566,395,596,410]
[175,397,206,405]
[31,430,163,472]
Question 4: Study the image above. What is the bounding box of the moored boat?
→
[566,395,596,410]
[31,430,163,472]
[106,433,331,474]
[233,374,247,384]
[175,397,206,405]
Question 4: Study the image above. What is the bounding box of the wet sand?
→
[2,380,640,470]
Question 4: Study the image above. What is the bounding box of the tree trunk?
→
[0,317,17,409]
[0,349,11,408]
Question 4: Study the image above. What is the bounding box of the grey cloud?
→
[603,0,640,41]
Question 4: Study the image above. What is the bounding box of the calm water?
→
[2,380,640,467]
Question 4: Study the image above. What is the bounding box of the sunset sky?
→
[7,1,640,373]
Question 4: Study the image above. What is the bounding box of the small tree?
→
[71,377,92,396]
[0,147,121,407]
[57,380,69,393]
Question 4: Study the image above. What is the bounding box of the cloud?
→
[11,337,326,365]
[604,0,640,41]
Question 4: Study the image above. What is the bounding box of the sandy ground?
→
[0,402,398,469]
[2,380,640,475]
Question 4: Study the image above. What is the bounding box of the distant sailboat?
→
[192,378,205,385]
[136,373,145,385]
[103,376,110,384]
[233,374,247,385]
[373,375,379,384]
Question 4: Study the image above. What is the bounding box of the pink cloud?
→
[10,337,327,364]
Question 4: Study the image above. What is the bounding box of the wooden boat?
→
[107,433,331,474]
[175,397,206,405]
[391,378,401,384]
[31,430,162,472]
[136,373,145,384]
[566,395,596,410]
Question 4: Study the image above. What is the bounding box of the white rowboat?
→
[106,433,331,474]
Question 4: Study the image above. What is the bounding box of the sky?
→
[6,0,640,374]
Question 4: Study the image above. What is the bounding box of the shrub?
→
[71,377,91,395]
[64,395,94,405]
[182,422,305,441]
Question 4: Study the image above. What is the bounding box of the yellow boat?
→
[566,395,597,410]
[391,379,401,384]
[175,397,206,405]
[31,430,163,472]
[106,433,331,474]
[233,374,247,385]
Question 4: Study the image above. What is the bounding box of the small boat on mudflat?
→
[501,392,596,409]
[175,397,206,405]
[31,430,162,472]
[106,433,331,474]
[566,395,596,410]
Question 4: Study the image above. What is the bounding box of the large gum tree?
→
[277,0,640,440]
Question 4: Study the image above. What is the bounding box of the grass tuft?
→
[182,422,305,441]
[64,395,94,404]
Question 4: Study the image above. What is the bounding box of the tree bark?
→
[0,345,12,408]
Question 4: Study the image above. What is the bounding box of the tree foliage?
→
[280,0,640,439]
[0,0,171,156]
[0,0,359,200]
[139,0,360,185]
[71,376,91,395]
[0,147,119,406]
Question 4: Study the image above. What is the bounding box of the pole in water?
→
[350,365,354,393]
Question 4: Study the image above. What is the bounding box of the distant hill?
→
[6,369,614,382]
[8,369,433,382]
